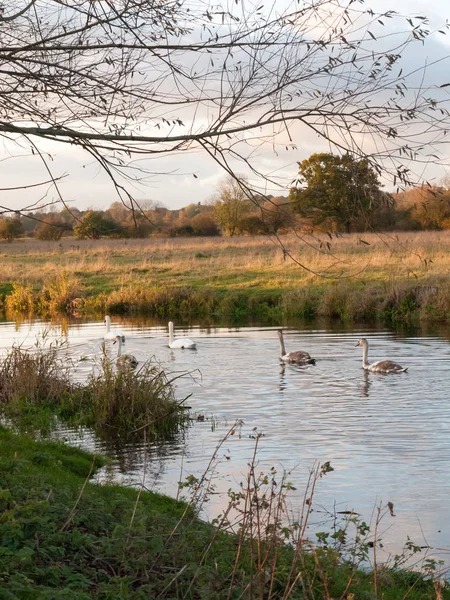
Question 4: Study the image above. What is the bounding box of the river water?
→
[1,316,449,569]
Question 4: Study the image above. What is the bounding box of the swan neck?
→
[278,331,286,357]
[117,337,122,357]
[105,316,111,332]
[168,322,174,345]
[361,343,369,368]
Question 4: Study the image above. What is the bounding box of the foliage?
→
[35,222,65,241]
[6,180,450,241]
[239,214,270,235]
[75,351,188,435]
[0,344,72,407]
[0,343,189,436]
[213,176,253,236]
[40,271,83,313]
[289,153,384,232]
[260,196,294,232]
[404,186,450,230]
[5,282,36,314]
[73,210,123,240]
[190,212,220,236]
[0,217,24,242]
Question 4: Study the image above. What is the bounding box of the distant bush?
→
[35,222,65,241]
[0,217,23,242]
[190,213,220,236]
[74,210,123,239]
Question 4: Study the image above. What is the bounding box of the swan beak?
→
[112,340,117,345]
[355,341,360,347]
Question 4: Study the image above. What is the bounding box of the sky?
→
[1,0,450,214]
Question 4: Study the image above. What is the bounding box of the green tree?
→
[73,210,122,240]
[213,177,252,236]
[0,217,24,242]
[289,153,382,233]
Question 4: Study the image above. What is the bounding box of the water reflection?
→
[278,363,287,392]
[358,370,371,397]
[0,317,449,568]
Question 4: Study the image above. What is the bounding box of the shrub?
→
[0,217,23,242]
[40,271,83,313]
[5,282,36,314]
[35,222,65,241]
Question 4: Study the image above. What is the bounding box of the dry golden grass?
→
[0,231,448,295]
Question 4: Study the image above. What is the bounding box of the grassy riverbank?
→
[0,425,447,599]
[1,232,450,324]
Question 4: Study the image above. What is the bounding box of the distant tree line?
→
[2,154,450,242]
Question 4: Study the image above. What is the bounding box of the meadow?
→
[1,231,450,324]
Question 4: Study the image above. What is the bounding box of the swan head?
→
[355,338,368,347]
[112,335,121,345]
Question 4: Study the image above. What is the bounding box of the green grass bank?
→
[1,234,450,325]
[0,426,447,599]
[2,278,450,327]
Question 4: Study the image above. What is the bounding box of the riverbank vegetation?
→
[1,232,450,325]
[0,424,447,599]
[0,344,189,438]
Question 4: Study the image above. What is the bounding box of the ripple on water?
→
[0,318,449,565]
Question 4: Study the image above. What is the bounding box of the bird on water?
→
[355,338,407,373]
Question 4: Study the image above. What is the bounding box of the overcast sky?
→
[1,0,450,213]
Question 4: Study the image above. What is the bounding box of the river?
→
[1,316,449,569]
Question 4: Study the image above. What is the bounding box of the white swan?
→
[104,315,125,342]
[355,338,408,373]
[168,321,196,349]
[277,330,315,365]
[114,335,138,370]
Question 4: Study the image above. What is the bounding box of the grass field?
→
[0,232,449,323]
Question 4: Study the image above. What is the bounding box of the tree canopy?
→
[213,177,253,236]
[289,153,385,232]
[73,211,122,240]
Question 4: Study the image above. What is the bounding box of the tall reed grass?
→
[0,343,189,436]
[75,352,189,435]
[0,344,72,406]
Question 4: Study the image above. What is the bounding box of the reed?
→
[0,342,188,436]
[74,351,190,435]
[0,343,72,406]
